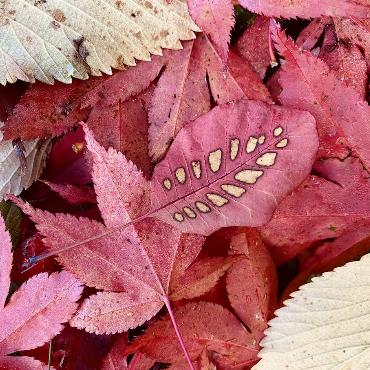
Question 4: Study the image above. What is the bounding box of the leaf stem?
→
[268,22,278,68]
[48,339,52,370]
[162,295,195,370]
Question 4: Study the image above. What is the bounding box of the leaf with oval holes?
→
[151,99,319,235]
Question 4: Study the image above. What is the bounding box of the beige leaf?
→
[254,253,370,370]
[0,0,199,85]
[0,123,51,199]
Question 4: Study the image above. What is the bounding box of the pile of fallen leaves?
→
[0,0,370,369]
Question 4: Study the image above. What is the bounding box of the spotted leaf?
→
[151,100,318,235]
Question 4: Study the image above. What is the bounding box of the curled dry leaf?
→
[255,253,370,370]
[226,229,277,338]
[151,99,318,235]
[126,302,259,368]
[239,0,370,19]
[0,123,51,200]
[0,0,199,85]
[0,215,82,368]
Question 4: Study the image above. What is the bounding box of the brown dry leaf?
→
[0,0,199,85]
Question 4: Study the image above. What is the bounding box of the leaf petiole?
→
[161,295,195,370]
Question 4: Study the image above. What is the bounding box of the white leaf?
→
[0,123,51,199]
[254,253,370,370]
[0,0,199,85]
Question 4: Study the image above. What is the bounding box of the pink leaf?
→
[296,18,332,51]
[187,0,234,62]
[239,0,370,19]
[0,217,12,308]
[272,22,370,169]
[0,271,82,355]
[151,99,318,235]
[10,130,187,335]
[71,290,163,334]
[84,125,151,225]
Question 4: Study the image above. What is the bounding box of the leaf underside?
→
[0,123,51,200]
[255,253,370,370]
[0,0,198,85]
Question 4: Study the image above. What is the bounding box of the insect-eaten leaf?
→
[151,99,319,235]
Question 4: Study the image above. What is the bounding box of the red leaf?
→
[296,18,332,51]
[170,233,206,284]
[272,22,370,169]
[261,157,370,264]
[0,355,47,370]
[319,23,367,98]
[101,336,128,370]
[126,302,259,368]
[0,217,12,308]
[187,0,234,62]
[226,229,277,338]
[43,181,96,205]
[148,35,271,161]
[86,92,153,178]
[169,255,240,301]
[4,57,163,140]
[333,18,370,73]
[239,0,370,18]
[151,99,318,235]
[235,16,271,79]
